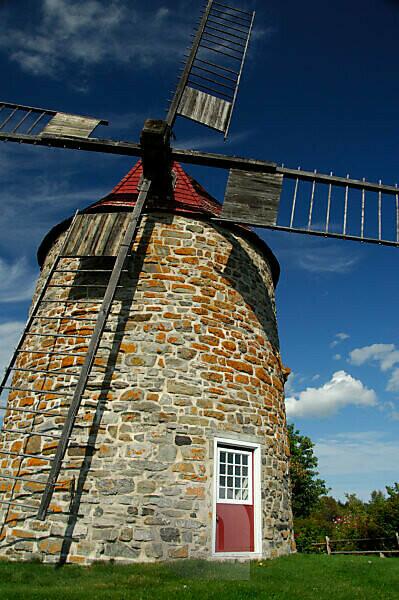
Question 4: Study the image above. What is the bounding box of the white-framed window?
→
[217,446,253,505]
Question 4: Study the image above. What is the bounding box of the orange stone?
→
[172,463,195,473]
[186,486,205,498]
[222,341,236,352]
[202,354,217,365]
[226,359,253,375]
[203,409,225,421]
[169,545,189,558]
[61,356,74,368]
[202,371,223,383]
[175,248,195,255]
[12,529,35,539]
[255,367,272,385]
[38,538,63,554]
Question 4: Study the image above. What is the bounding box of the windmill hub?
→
[140,119,172,187]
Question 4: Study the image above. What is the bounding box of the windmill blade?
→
[0,101,108,138]
[219,166,399,248]
[0,100,144,157]
[166,0,255,138]
[171,146,399,247]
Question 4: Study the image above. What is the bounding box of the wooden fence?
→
[312,533,399,557]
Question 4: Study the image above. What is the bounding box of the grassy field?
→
[0,555,398,600]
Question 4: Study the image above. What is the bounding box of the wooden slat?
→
[177,87,232,133]
[221,169,283,226]
[64,213,132,257]
[41,113,101,138]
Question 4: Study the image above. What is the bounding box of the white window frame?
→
[212,436,262,559]
[216,446,253,505]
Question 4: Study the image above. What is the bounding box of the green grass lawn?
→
[0,555,398,600]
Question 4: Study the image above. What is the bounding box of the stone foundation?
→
[0,212,294,563]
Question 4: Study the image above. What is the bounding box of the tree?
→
[369,483,399,537]
[287,423,329,518]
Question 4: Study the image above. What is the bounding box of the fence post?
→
[325,536,331,555]
[395,532,399,548]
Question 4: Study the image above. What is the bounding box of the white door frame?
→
[211,436,262,559]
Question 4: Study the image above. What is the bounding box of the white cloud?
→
[285,370,377,418]
[387,368,399,392]
[349,343,399,372]
[295,247,360,274]
[315,431,399,499]
[348,343,399,393]
[330,332,350,348]
[274,236,362,275]
[176,129,254,151]
[0,0,187,81]
[0,144,114,257]
[0,257,36,303]
[0,321,25,376]
[284,371,296,396]
[333,353,342,360]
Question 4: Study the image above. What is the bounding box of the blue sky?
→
[1,0,398,500]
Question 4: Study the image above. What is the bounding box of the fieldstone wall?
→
[0,212,294,564]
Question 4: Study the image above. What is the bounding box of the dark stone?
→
[104,542,140,559]
[160,527,180,543]
[175,435,192,446]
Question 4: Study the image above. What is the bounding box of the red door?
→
[215,446,254,553]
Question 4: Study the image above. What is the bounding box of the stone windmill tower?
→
[0,156,293,563]
[1,0,398,566]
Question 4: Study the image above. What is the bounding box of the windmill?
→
[0,0,397,563]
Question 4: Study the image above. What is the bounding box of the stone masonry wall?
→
[0,212,294,564]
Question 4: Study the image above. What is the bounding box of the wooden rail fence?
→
[312,533,399,557]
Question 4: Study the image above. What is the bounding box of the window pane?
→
[217,446,253,503]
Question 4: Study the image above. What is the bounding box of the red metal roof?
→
[85,160,222,217]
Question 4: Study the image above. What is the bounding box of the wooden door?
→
[215,445,254,553]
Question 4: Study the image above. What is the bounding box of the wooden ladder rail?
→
[0,211,80,400]
[36,178,152,520]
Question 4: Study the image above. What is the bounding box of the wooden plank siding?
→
[41,113,102,138]
[222,169,284,227]
[64,213,131,257]
[178,87,232,133]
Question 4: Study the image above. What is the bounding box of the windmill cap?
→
[84,161,223,217]
[37,160,280,285]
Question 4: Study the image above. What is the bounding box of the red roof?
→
[85,160,222,217]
